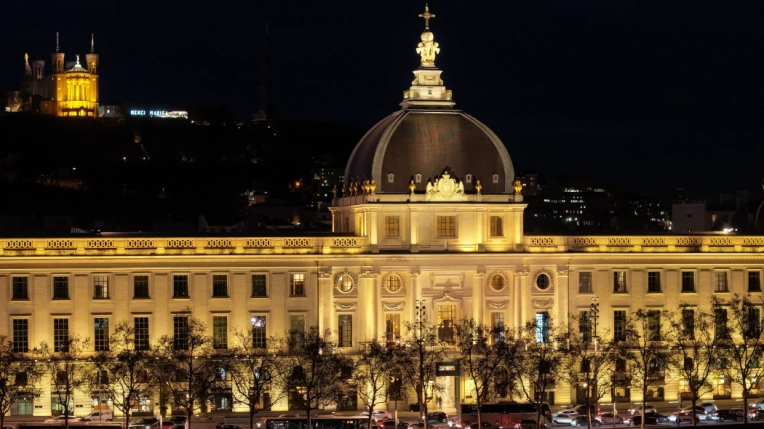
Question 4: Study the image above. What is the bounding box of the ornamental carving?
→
[334,302,357,311]
[430,272,464,289]
[383,301,405,311]
[246,239,273,248]
[434,291,462,304]
[487,300,509,309]
[532,299,554,309]
[5,240,34,249]
[425,170,467,202]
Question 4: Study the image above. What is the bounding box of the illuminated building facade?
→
[0,8,760,417]
[8,33,99,117]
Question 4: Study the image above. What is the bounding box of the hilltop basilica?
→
[6,33,99,116]
[1,7,762,417]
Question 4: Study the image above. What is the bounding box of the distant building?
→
[7,33,100,117]
[97,105,123,118]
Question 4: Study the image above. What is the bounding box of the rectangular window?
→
[93,275,109,299]
[173,275,189,298]
[251,316,267,348]
[715,308,729,339]
[134,275,150,298]
[212,275,228,297]
[436,216,456,237]
[438,305,456,344]
[213,316,228,349]
[12,319,29,353]
[385,314,400,346]
[579,310,592,342]
[535,311,550,343]
[12,277,29,300]
[290,273,305,297]
[94,318,109,351]
[750,272,762,292]
[134,317,150,350]
[53,276,69,300]
[647,310,661,341]
[682,308,695,339]
[490,312,505,343]
[490,216,503,237]
[715,271,729,292]
[53,318,69,352]
[385,216,400,238]
[747,307,761,338]
[251,274,267,297]
[681,271,695,293]
[289,314,305,344]
[613,271,627,293]
[613,310,627,341]
[647,272,661,293]
[579,272,593,293]
[338,315,352,347]
[173,316,189,350]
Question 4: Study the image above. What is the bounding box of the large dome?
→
[345,108,515,194]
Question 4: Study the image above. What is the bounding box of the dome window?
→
[492,174,500,184]
[465,174,473,184]
[387,173,395,183]
[415,173,422,183]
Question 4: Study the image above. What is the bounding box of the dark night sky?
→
[2,1,763,196]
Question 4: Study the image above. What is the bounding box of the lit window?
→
[490,216,503,237]
[385,274,402,292]
[290,274,305,296]
[94,275,109,299]
[436,216,456,237]
[338,315,352,347]
[94,318,109,351]
[338,274,354,293]
[385,216,400,238]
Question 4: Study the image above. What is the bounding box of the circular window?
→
[338,274,354,292]
[386,275,402,292]
[490,274,505,291]
[536,273,550,290]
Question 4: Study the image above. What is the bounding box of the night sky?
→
[2,1,763,196]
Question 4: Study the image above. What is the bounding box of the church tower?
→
[46,32,67,115]
[85,34,100,111]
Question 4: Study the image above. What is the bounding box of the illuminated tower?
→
[84,34,100,111]
[46,32,67,115]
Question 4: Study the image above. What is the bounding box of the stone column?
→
[556,268,569,323]
[475,271,486,323]
[319,269,333,333]
[359,268,378,343]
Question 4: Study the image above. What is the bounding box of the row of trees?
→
[2,295,764,429]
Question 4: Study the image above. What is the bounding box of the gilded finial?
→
[363,179,370,195]
[419,4,436,29]
[370,179,377,194]
[475,180,482,194]
[416,5,440,66]
[24,53,29,63]
[341,184,346,196]
[331,185,337,198]
[513,179,523,195]
[409,179,416,194]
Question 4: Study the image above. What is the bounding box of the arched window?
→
[338,274,354,292]
[386,275,402,292]
[489,274,505,291]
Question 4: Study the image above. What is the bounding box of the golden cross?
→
[419,4,436,29]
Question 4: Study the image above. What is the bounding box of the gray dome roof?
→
[345,109,515,194]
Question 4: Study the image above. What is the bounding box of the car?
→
[363,411,395,422]
[670,407,708,424]
[84,411,114,422]
[750,399,764,410]
[628,415,657,426]
[712,409,744,422]
[595,413,622,425]
[427,412,449,424]
[559,409,579,416]
[627,405,656,415]
[44,416,83,423]
[749,409,764,421]
[130,418,160,429]
[573,416,600,427]
[552,413,576,426]
[700,402,717,414]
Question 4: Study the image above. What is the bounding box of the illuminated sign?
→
[435,361,460,376]
[130,110,188,119]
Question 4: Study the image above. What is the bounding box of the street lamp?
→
[590,297,600,349]
[415,300,427,429]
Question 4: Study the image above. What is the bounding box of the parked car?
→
[552,413,576,426]
[749,409,764,421]
[700,402,717,414]
[628,414,657,426]
[749,399,764,410]
[83,411,113,422]
[712,409,744,422]
[559,409,579,417]
[669,407,708,424]
[363,411,394,422]
[627,405,656,415]
[573,416,600,427]
[130,418,160,429]
[595,413,622,425]
[427,412,449,424]
[44,416,83,423]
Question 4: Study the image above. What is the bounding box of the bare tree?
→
[392,319,447,429]
[622,309,676,429]
[35,334,93,429]
[352,339,396,429]
[93,321,153,429]
[152,317,220,429]
[559,319,617,429]
[455,318,521,429]
[283,326,349,429]
[229,325,288,429]
[714,294,764,423]
[668,304,722,427]
[0,336,42,429]
[514,316,562,429]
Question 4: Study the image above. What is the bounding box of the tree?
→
[283,326,349,429]
[93,320,153,429]
[229,325,288,429]
[622,309,676,429]
[714,294,764,423]
[559,319,617,429]
[455,318,521,429]
[35,334,93,429]
[0,336,41,429]
[392,318,447,429]
[668,304,722,427]
[152,317,221,429]
[514,316,562,429]
[352,339,396,429]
